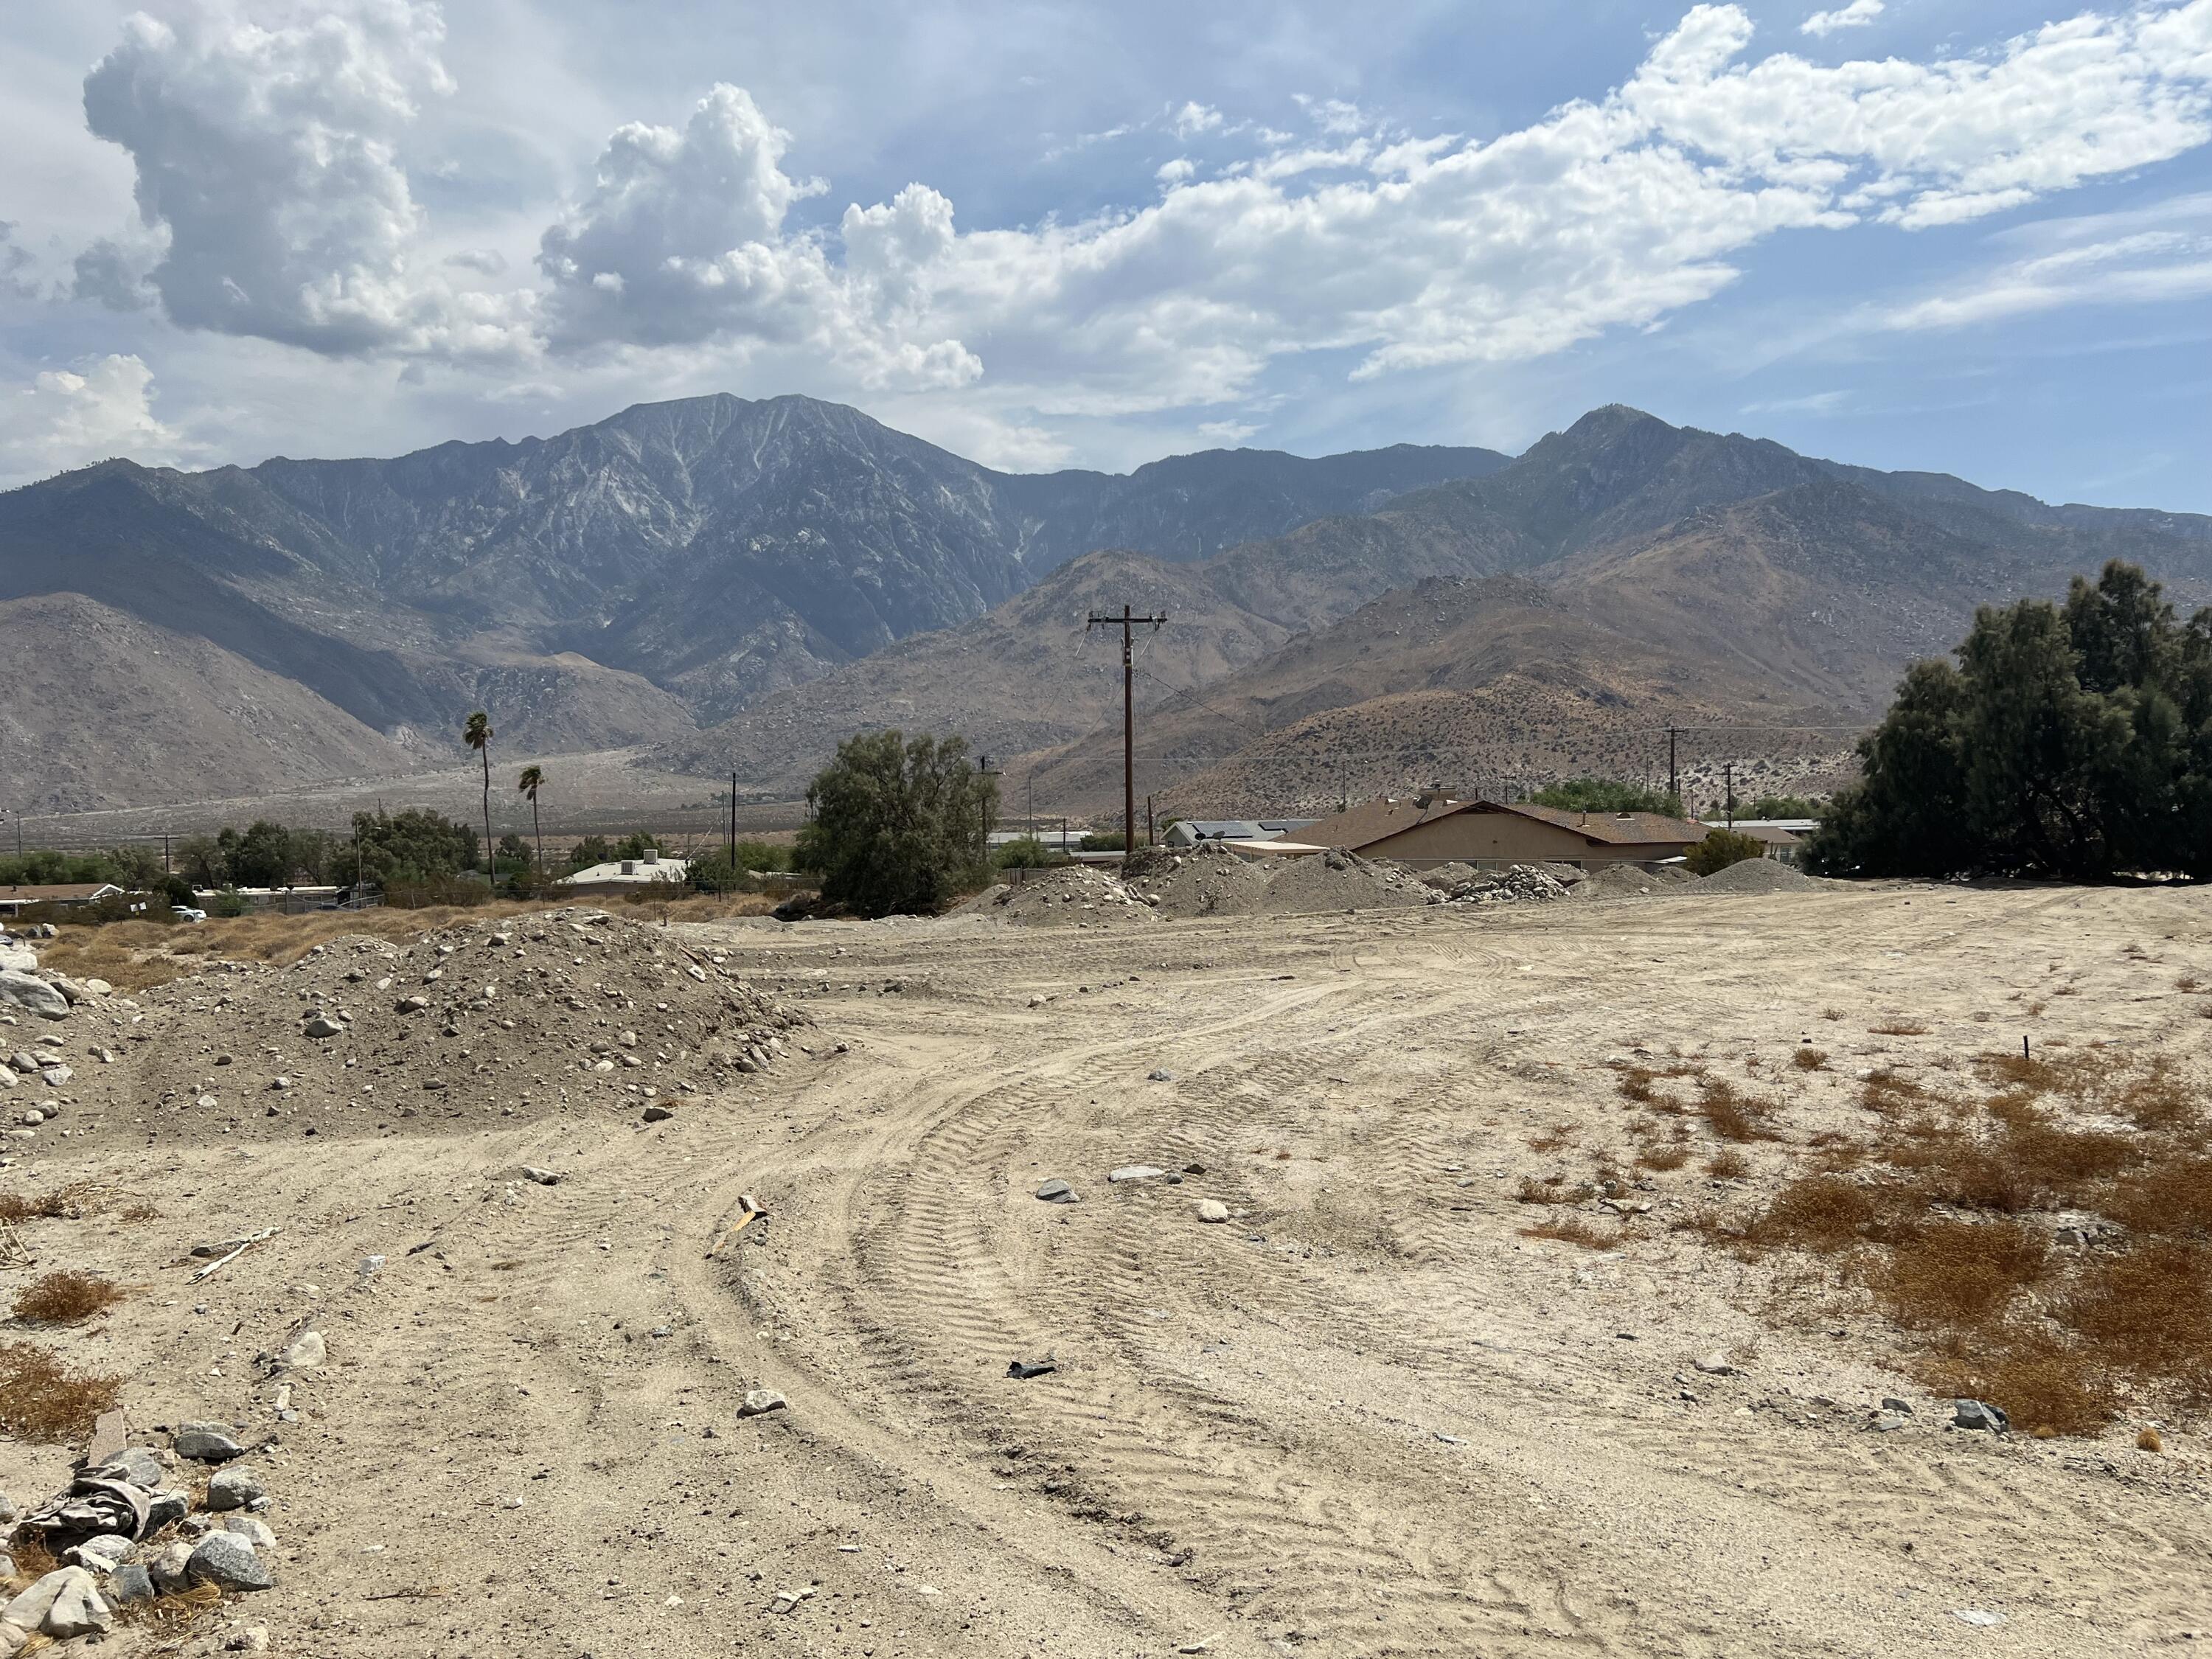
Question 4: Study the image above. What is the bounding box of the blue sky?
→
[1,0,2208,511]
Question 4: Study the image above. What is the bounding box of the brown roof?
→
[1295,796,1708,853]
[0,883,123,902]
[1710,823,1804,847]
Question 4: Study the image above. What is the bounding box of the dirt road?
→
[4,882,2208,1657]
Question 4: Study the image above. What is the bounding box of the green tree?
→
[349,809,477,888]
[1809,560,2212,880]
[1078,830,1126,852]
[464,711,494,876]
[226,820,296,888]
[516,765,546,873]
[1686,827,1765,876]
[1530,778,1683,815]
[566,835,614,873]
[175,835,227,889]
[796,731,995,917]
[993,836,1059,869]
[1747,796,1824,820]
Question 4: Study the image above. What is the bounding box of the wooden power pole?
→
[1086,605,1166,869]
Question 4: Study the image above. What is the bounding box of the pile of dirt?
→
[1427,864,1575,906]
[1418,863,1481,891]
[6,908,804,1150]
[976,865,1158,928]
[1124,844,1274,918]
[1574,863,1674,900]
[1693,857,1823,895]
[1259,849,1433,915]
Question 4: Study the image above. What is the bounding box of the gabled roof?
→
[1295,796,1708,852]
[0,883,125,902]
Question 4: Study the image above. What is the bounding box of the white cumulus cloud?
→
[78,0,529,359]
[0,355,185,485]
[1801,0,1884,38]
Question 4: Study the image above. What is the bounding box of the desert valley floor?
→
[3,879,2209,1658]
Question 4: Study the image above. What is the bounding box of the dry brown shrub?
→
[2063,1241,2212,1394]
[1520,1216,1627,1250]
[2106,1155,2212,1241]
[1878,1220,2048,1329]
[8,1530,59,1583]
[1705,1149,1751,1181]
[1792,1048,1827,1071]
[1528,1123,1579,1152]
[2139,1425,2166,1453]
[1616,1066,1656,1104]
[1916,1328,2113,1437]
[1698,1078,1781,1143]
[1514,1176,1588,1206]
[0,1183,94,1224]
[2113,1062,2198,1133]
[1636,1144,1690,1172]
[13,1270,125,1324]
[1870,1019,1928,1036]
[1820,1007,1845,1021]
[0,1342,123,1441]
[1744,1175,1882,1253]
[1860,1068,1931,1115]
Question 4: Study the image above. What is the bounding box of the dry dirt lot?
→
[3,880,2210,1658]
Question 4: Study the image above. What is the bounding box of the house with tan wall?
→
[1291,793,1707,870]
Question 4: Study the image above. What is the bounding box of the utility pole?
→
[1146,794,1155,849]
[1026,774,1034,841]
[1666,725,1679,811]
[1724,762,1736,827]
[162,832,172,875]
[1086,605,1166,869]
[978,754,1000,846]
[728,771,737,872]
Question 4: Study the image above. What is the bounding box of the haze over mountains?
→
[7,392,2212,818]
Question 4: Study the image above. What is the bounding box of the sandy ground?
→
[4,880,2210,1658]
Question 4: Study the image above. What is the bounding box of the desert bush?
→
[13,1271,125,1324]
[0,1343,122,1441]
[1877,1220,2048,1329]
[1698,1077,1780,1142]
[1636,1144,1690,1172]
[1520,1216,1627,1250]
[1743,1175,1882,1252]
[2063,1241,2212,1397]
[798,730,995,917]
[1916,1329,2114,1438]
[1705,1150,1751,1181]
[1686,829,1764,877]
[1792,1048,1826,1071]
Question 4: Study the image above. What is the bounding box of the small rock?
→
[173,1421,246,1462]
[273,1327,326,1372]
[1034,1179,1078,1203]
[641,1103,675,1123]
[397,995,429,1013]
[0,972,72,1020]
[1871,1412,1911,1433]
[38,1065,71,1088]
[1880,1397,1913,1414]
[521,1166,560,1186]
[1109,1165,1166,1183]
[1692,1354,1736,1377]
[302,1015,345,1040]
[1147,1069,1176,1082]
[1952,1608,2006,1627]
[224,1627,271,1652]
[187,1532,274,1591]
[206,1465,267,1511]
[64,1534,133,1573]
[1953,1398,2009,1433]
[147,1542,192,1593]
[106,1563,153,1606]
[358,1255,386,1279]
[1006,1357,1057,1379]
[220,1515,277,1548]
[1195,1199,1230,1223]
[738,1389,787,1418]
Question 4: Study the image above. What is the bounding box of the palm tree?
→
[517,764,545,880]
[464,711,494,886]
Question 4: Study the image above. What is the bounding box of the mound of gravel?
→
[1693,857,1823,895]
[1260,849,1433,915]
[9,908,804,1150]
[1427,864,1574,907]
[1124,844,1274,918]
[979,864,1158,928]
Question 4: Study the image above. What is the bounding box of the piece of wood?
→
[189,1226,278,1282]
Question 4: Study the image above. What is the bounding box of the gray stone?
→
[48,977,92,1008]
[186,1532,274,1591]
[1880,1397,1913,1415]
[1952,1398,2009,1433]
[397,995,429,1012]
[1195,1199,1231,1223]
[65,1534,132,1573]
[1109,1165,1167,1183]
[1034,1179,1079,1203]
[145,1488,190,1532]
[6,1052,36,1074]
[0,944,35,973]
[1147,1069,1176,1082]
[38,1065,71,1087]
[206,1466,266,1511]
[738,1388,787,1418]
[147,1542,192,1594]
[1693,1354,1737,1377]
[641,1103,675,1122]
[86,1408,128,1469]
[220,1515,276,1548]
[44,1567,111,1636]
[0,1490,13,1523]
[106,1564,153,1607]
[1871,1412,1911,1433]
[302,1015,345,1039]
[0,973,68,1021]
[272,1327,326,1372]
[173,1421,246,1462]
[521,1166,560,1186]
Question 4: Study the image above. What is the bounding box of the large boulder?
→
[0,972,66,1021]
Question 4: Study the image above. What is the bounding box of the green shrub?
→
[1687,828,1765,876]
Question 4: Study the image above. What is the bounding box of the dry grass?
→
[1635,1144,1691,1172]
[1528,1123,1579,1152]
[1877,1220,2048,1329]
[1705,1150,1750,1181]
[1859,1068,1931,1115]
[1741,1175,1881,1253]
[2062,1241,2212,1397]
[1916,1329,2114,1439]
[1791,1047,1827,1071]
[7,1530,59,1585]
[1697,1078,1781,1143]
[2139,1425,2165,1453]
[13,1270,125,1324]
[1520,1216,1633,1250]
[0,1342,122,1441]
[0,1183,97,1224]
[1819,1007,1845,1021]
[1514,1175,1590,1206]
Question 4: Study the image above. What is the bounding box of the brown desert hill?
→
[1010,575,1846,815]
[0,593,425,813]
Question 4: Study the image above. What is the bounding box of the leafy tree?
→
[103,844,165,889]
[1686,827,1765,876]
[1747,796,1824,819]
[161,874,197,909]
[516,765,546,873]
[796,731,995,917]
[226,820,297,888]
[1530,778,1683,815]
[1810,560,2212,880]
[566,835,614,872]
[993,836,1060,869]
[175,835,227,889]
[1078,830,1126,852]
[464,711,495,874]
[209,888,250,918]
[349,809,477,888]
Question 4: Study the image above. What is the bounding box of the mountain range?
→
[6,392,2211,818]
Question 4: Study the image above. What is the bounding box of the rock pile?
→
[1256,849,1432,915]
[1124,844,1273,918]
[1,908,803,1150]
[1425,864,1577,907]
[1692,858,1821,896]
[1,1413,279,1647]
[978,866,1158,928]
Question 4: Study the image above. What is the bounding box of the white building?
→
[560,850,689,887]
